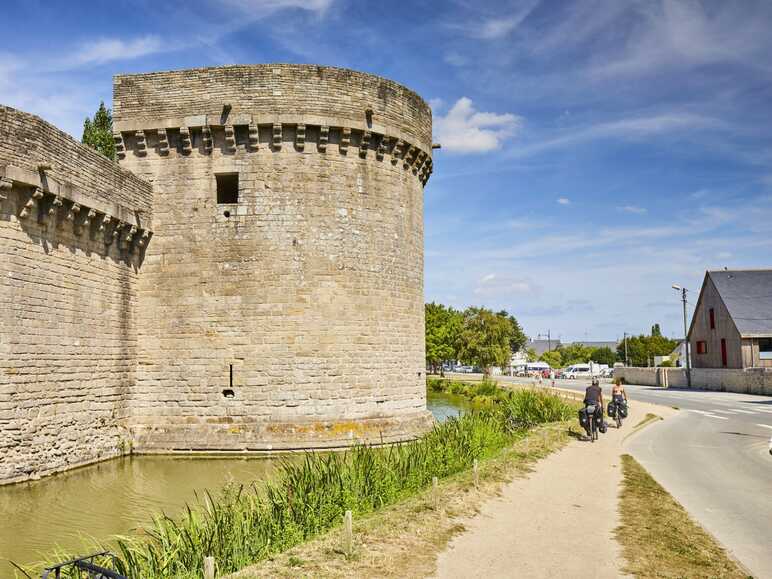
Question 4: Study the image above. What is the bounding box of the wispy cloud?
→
[219,0,334,15]
[618,205,648,214]
[434,97,522,153]
[509,112,722,158]
[67,35,164,67]
[448,0,540,40]
[474,273,538,298]
[557,197,571,205]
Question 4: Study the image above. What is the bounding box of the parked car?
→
[563,364,593,379]
[455,365,474,373]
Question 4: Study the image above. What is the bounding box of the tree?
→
[560,343,594,366]
[590,346,616,366]
[458,307,514,376]
[616,329,677,367]
[539,350,562,368]
[526,347,537,362]
[82,101,115,160]
[425,303,462,375]
[496,310,528,355]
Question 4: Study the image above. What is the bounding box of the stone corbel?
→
[403,146,417,169]
[19,187,44,219]
[123,224,138,250]
[272,123,282,150]
[67,202,82,234]
[376,135,389,161]
[180,127,193,154]
[360,131,371,158]
[0,177,12,200]
[413,150,427,174]
[83,208,97,230]
[340,128,351,154]
[296,124,306,151]
[99,214,111,234]
[318,125,329,152]
[248,122,259,151]
[202,126,213,154]
[391,139,404,164]
[157,129,170,156]
[224,125,236,153]
[114,132,125,160]
[48,195,63,221]
[137,229,151,248]
[135,131,147,156]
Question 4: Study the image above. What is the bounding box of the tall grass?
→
[27,388,573,579]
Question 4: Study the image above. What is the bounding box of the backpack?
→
[599,421,608,434]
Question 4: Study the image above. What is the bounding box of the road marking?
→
[689,409,729,420]
[728,408,757,415]
[756,424,772,430]
[753,408,772,414]
[710,409,735,414]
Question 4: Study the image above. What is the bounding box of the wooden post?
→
[432,476,439,509]
[473,459,479,489]
[344,509,353,556]
[204,556,215,579]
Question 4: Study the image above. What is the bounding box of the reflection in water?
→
[0,396,467,572]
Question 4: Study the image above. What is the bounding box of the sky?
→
[2,0,771,343]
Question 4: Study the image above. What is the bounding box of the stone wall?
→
[615,366,772,395]
[115,65,433,450]
[0,107,153,484]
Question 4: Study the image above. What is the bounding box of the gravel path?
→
[435,399,676,579]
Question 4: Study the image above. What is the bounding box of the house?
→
[688,269,772,369]
[526,338,562,357]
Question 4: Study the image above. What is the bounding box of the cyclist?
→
[583,377,604,440]
[610,378,628,427]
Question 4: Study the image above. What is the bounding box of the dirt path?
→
[435,399,676,579]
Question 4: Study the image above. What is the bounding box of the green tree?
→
[617,329,677,367]
[651,323,662,337]
[496,310,528,355]
[425,302,462,375]
[526,347,537,362]
[590,346,616,366]
[82,101,115,160]
[560,343,594,366]
[539,350,563,368]
[458,307,514,376]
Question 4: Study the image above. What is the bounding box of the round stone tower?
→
[113,64,434,451]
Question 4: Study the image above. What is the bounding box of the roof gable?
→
[707,269,772,337]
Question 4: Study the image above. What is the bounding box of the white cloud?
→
[509,112,721,158]
[474,273,537,298]
[434,97,522,153]
[618,205,648,214]
[451,0,540,40]
[68,35,164,67]
[220,0,333,15]
[557,197,571,205]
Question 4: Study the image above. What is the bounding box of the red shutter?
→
[721,339,727,367]
[709,308,715,329]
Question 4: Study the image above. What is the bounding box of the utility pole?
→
[547,329,551,352]
[672,285,692,387]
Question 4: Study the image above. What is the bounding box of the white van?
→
[563,364,592,379]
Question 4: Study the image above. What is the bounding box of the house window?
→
[709,308,715,330]
[760,338,772,360]
[216,173,239,204]
[721,338,727,367]
[696,341,707,355]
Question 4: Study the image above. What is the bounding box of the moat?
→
[0,393,469,572]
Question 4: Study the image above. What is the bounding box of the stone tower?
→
[113,64,434,451]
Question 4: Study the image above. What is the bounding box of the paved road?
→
[478,374,772,577]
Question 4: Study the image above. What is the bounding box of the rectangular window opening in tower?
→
[216,173,239,204]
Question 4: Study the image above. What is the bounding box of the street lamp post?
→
[672,284,692,387]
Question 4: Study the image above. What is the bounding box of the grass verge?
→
[228,421,577,578]
[616,454,750,579]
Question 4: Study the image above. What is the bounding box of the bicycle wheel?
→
[616,414,622,429]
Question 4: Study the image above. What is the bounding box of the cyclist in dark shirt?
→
[584,378,603,407]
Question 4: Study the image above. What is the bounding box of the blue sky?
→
[2,0,771,342]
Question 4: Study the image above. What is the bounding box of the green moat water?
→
[1,394,468,572]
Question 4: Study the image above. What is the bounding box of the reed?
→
[25,387,573,579]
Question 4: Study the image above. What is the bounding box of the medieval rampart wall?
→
[0,106,152,484]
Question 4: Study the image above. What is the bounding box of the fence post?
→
[203,556,215,579]
[432,476,439,509]
[473,459,479,489]
[344,509,353,557]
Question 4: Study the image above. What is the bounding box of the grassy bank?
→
[616,454,749,578]
[22,384,575,578]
